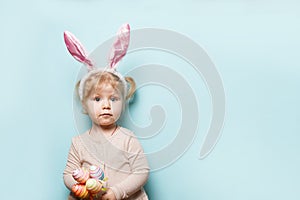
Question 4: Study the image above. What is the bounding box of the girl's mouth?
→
[99,113,113,117]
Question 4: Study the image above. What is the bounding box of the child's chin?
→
[99,121,115,127]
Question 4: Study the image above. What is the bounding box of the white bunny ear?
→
[108,23,130,69]
[64,31,94,71]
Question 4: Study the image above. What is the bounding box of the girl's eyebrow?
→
[112,93,120,96]
[93,92,120,97]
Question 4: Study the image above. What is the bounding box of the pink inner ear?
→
[108,23,130,69]
[64,31,93,69]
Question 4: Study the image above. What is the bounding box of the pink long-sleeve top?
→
[63,126,150,200]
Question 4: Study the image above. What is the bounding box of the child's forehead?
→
[93,83,121,95]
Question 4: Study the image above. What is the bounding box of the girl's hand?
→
[101,188,117,200]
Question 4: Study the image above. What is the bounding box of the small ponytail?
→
[75,80,88,114]
[125,76,136,100]
[75,80,81,98]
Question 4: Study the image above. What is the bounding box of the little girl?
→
[63,24,150,200]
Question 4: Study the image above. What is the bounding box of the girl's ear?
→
[64,31,94,71]
[108,23,130,69]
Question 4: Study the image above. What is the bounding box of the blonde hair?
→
[76,71,136,113]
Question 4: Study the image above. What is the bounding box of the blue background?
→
[0,0,299,199]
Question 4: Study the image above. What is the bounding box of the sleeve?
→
[63,137,81,190]
[110,136,150,200]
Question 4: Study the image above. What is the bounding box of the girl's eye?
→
[94,97,101,102]
[110,97,119,102]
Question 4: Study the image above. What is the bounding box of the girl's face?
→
[85,83,123,128]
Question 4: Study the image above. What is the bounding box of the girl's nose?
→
[102,99,111,109]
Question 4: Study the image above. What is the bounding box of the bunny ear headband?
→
[64,23,130,100]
